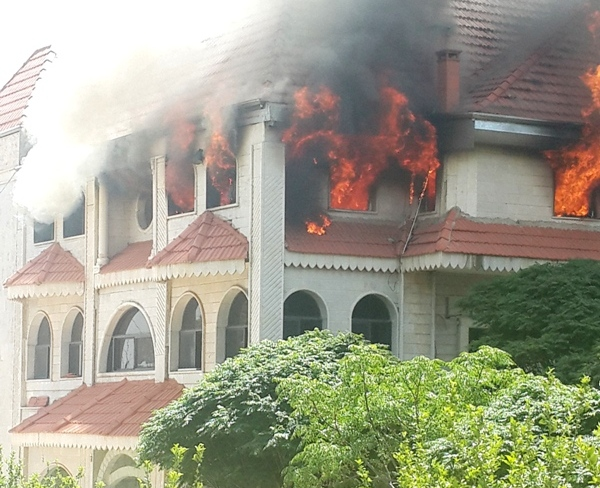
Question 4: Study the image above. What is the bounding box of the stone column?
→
[249,131,286,343]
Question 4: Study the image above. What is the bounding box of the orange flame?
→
[545,35,600,217]
[283,84,440,212]
[205,118,236,207]
[306,214,331,235]
[166,115,196,214]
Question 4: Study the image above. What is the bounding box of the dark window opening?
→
[68,313,83,377]
[226,293,248,359]
[34,221,54,244]
[63,196,85,238]
[206,162,237,209]
[107,308,154,372]
[352,295,392,348]
[283,291,323,339]
[34,318,51,379]
[179,298,202,369]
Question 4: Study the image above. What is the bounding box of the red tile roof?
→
[149,211,248,266]
[4,243,84,287]
[286,208,600,263]
[403,208,600,261]
[0,46,54,133]
[455,1,600,123]
[100,240,152,274]
[286,221,402,259]
[11,379,183,437]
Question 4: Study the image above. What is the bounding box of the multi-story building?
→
[2,0,600,486]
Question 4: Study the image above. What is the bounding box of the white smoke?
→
[11,0,262,222]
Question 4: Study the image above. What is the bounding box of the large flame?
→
[166,115,196,214]
[205,117,236,207]
[545,51,600,216]
[283,84,440,214]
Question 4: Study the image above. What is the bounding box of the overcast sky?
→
[0,0,260,89]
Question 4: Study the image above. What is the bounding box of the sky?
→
[1,0,260,85]
[1,0,262,221]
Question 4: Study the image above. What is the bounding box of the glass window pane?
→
[135,336,155,369]
[226,326,247,359]
[34,345,50,379]
[179,330,200,369]
[68,342,82,376]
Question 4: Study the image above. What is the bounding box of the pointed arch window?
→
[226,293,248,358]
[352,295,392,348]
[283,291,323,339]
[108,308,154,371]
[68,312,83,376]
[34,318,51,379]
[179,298,202,369]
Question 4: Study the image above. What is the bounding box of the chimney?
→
[436,50,461,112]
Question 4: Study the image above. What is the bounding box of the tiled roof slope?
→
[4,243,84,287]
[403,208,600,261]
[286,221,402,258]
[287,208,600,262]
[0,46,54,133]
[100,241,152,273]
[149,211,248,266]
[453,0,600,122]
[11,379,183,437]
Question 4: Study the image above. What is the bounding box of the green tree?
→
[138,330,379,488]
[459,259,600,385]
[279,345,600,488]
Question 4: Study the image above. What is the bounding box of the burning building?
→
[2,0,600,485]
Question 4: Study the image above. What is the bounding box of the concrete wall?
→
[442,145,554,221]
[0,131,23,450]
[284,266,400,352]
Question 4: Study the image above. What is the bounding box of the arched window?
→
[283,291,322,339]
[68,312,83,377]
[179,298,202,369]
[226,293,248,358]
[34,318,51,379]
[107,308,154,372]
[352,295,392,348]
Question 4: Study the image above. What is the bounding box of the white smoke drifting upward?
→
[10,0,262,222]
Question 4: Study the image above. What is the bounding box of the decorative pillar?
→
[95,180,108,268]
[85,178,98,385]
[151,156,168,257]
[249,132,286,343]
[154,281,169,382]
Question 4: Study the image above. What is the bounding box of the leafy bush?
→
[280,345,600,487]
[139,330,380,488]
[459,260,600,385]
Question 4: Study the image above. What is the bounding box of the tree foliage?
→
[138,330,376,488]
[279,345,600,488]
[459,259,600,385]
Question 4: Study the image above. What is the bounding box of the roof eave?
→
[434,111,581,152]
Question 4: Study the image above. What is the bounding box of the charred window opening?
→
[205,129,237,209]
[63,196,85,238]
[166,159,196,216]
[166,116,198,216]
[34,220,54,244]
[589,186,600,218]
